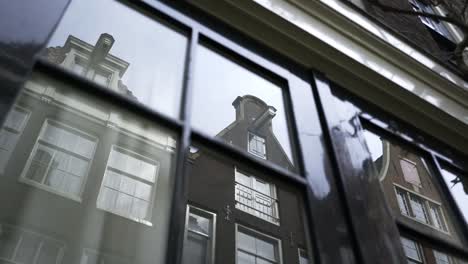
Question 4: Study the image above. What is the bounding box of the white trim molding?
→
[251,0,468,125]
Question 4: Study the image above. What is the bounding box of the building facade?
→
[0,0,467,264]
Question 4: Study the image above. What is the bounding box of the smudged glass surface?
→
[181,144,314,264]
[0,72,178,264]
[191,42,296,171]
[363,130,468,248]
[44,0,188,119]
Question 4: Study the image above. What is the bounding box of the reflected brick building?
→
[0,34,177,264]
[185,95,308,264]
[376,140,466,264]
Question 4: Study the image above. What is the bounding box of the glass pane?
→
[0,72,178,264]
[188,214,210,235]
[363,130,468,248]
[185,144,314,264]
[400,236,468,264]
[44,0,188,119]
[238,251,255,264]
[256,237,276,261]
[182,232,209,264]
[441,168,468,224]
[192,43,296,171]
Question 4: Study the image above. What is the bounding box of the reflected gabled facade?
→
[185,96,308,264]
[373,137,467,264]
[0,34,178,264]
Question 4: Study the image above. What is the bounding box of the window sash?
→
[182,206,216,264]
[235,169,279,224]
[394,186,449,232]
[236,227,280,264]
[97,145,158,224]
[248,133,266,159]
[20,120,96,200]
[400,237,423,263]
[409,195,430,224]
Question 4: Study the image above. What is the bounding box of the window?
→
[408,0,454,41]
[410,194,430,224]
[400,159,421,187]
[93,69,111,87]
[235,168,279,224]
[429,204,448,232]
[0,224,65,264]
[97,146,159,225]
[81,248,130,264]
[248,132,266,159]
[434,250,454,264]
[182,206,216,264]
[72,58,86,75]
[401,237,423,264]
[395,186,448,232]
[396,188,411,216]
[0,106,30,172]
[236,225,281,264]
[20,120,97,200]
[298,249,310,264]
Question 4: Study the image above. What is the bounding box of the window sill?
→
[96,206,153,227]
[18,177,83,203]
[400,213,450,235]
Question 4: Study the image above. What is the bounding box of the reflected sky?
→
[47,0,187,118]
[363,130,383,162]
[441,169,468,224]
[191,44,293,161]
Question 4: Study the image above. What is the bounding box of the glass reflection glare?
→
[45,0,188,119]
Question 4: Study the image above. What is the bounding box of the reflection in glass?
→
[237,226,279,264]
[182,206,216,264]
[45,0,188,118]
[0,72,178,264]
[192,43,296,171]
[363,130,468,248]
[0,107,30,172]
[441,168,468,225]
[400,236,468,264]
[184,145,313,263]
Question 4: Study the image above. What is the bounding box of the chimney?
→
[89,33,114,66]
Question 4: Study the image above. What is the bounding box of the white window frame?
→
[234,167,279,225]
[182,205,217,264]
[400,237,424,264]
[247,132,266,159]
[96,145,159,226]
[0,106,31,174]
[0,223,66,264]
[19,119,98,202]
[235,224,282,264]
[394,184,449,234]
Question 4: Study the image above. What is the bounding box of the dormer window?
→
[248,132,266,159]
[93,69,111,87]
[72,60,86,75]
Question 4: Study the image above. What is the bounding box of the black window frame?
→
[0,0,467,264]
